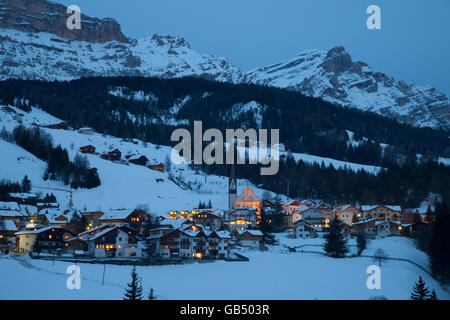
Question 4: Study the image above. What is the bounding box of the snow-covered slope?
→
[245,46,450,129]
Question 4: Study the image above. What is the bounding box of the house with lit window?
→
[80,211,104,228]
[86,226,143,258]
[146,228,232,260]
[16,226,75,253]
[190,210,223,230]
[233,188,261,224]
[301,208,328,231]
[282,200,302,215]
[167,209,200,220]
[234,230,263,248]
[293,220,316,239]
[352,218,379,237]
[99,209,149,230]
[332,204,359,226]
[361,205,402,221]
[375,220,403,237]
[79,145,96,154]
[225,208,258,231]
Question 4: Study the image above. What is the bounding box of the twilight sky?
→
[59,0,450,95]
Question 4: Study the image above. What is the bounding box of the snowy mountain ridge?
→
[0,0,449,129]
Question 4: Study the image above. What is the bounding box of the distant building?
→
[361,205,401,221]
[225,208,258,231]
[101,149,121,161]
[78,127,94,135]
[129,155,149,166]
[234,187,261,224]
[86,226,143,258]
[190,210,223,231]
[148,163,164,172]
[99,209,149,230]
[293,220,316,239]
[80,211,104,228]
[80,145,96,154]
[333,205,359,226]
[282,200,302,215]
[16,226,75,253]
[234,230,263,248]
[43,122,69,130]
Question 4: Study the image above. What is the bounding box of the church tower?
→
[228,163,237,213]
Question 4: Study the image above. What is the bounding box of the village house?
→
[80,211,104,228]
[352,218,379,238]
[79,145,96,154]
[16,226,75,253]
[43,121,69,130]
[375,220,402,237]
[301,199,317,209]
[100,149,121,161]
[292,220,316,239]
[361,205,402,221]
[100,209,150,231]
[332,204,359,226]
[234,230,263,248]
[147,228,232,260]
[128,155,149,166]
[78,127,94,135]
[148,162,164,172]
[64,237,88,254]
[263,208,288,232]
[37,202,59,212]
[86,226,143,258]
[78,225,111,241]
[225,208,258,231]
[0,208,30,230]
[290,206,311,226]
[0,220,18,246]
[301,208,328,231]
[189,210,223,231]
[8,192,38,206]
[168,209,199,220]
[316,203,333,221]
[282,200,302,215]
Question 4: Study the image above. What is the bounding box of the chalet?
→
[79,145,96,154]
[43,122,69,130]
[375,220,402,237]
[148,162,164,172]
[86,226,143,258]
[80,211,104,228]
[301,208,327,230]
[352,218,379,237]
[37,202,59,212]
[316,203,333,220]
[361,205,401,221]
[16,226,75,253]
[234,230,263,248]
[78,127,94,135]
[263,208,288,232]
[301,199,317,209]
[190,210,223,230]
[332,204,359,226]
[282,200,302,214]
[225,208,258,231]
[293,220,316,239]
[78,225,110,241]
[64,237,88,253]
[45,213,69,227]
[0,220,18,243]
[146,228,231,260]
[0,209,30,230]
[8,192,38,205]
[290,206,310,226]
[129,155,149,166]
[101,149,121,161]
[99,209,149,230]
[168,209,199,220]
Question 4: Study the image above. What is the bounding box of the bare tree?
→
[373,248,389,267]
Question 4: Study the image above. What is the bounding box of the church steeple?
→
[228,163,237,212]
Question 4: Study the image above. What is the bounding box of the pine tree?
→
[410,276,431,300]
[323,219,349,258]
[356,232,366,256]
[21,175,31,193]
[148,288,157,300]
[123,266,143,300]
[429,289,438,300]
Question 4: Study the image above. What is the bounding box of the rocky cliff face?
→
[0,0,449,130]
[0,0,129,43]
[245,46,450,129]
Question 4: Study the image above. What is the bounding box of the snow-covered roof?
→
[332,204,356,212]
[236,230,263,236]
[0,210,27,217]
[361,205,401,212]
[0,220,18,231]
[19,204,38,215]
[0,201,20,211]
[8,192,37,198]
[100,209,132,220]
[16,225,63,235]
[87,226,116,240]
[353,218,378,225]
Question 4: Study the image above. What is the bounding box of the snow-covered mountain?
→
[0,0,449,129]
[244,46,450,129]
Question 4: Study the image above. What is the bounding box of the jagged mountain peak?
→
[0,0,130,43]
[151,34,191,49]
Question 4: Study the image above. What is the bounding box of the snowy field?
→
[0,237,448,300]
